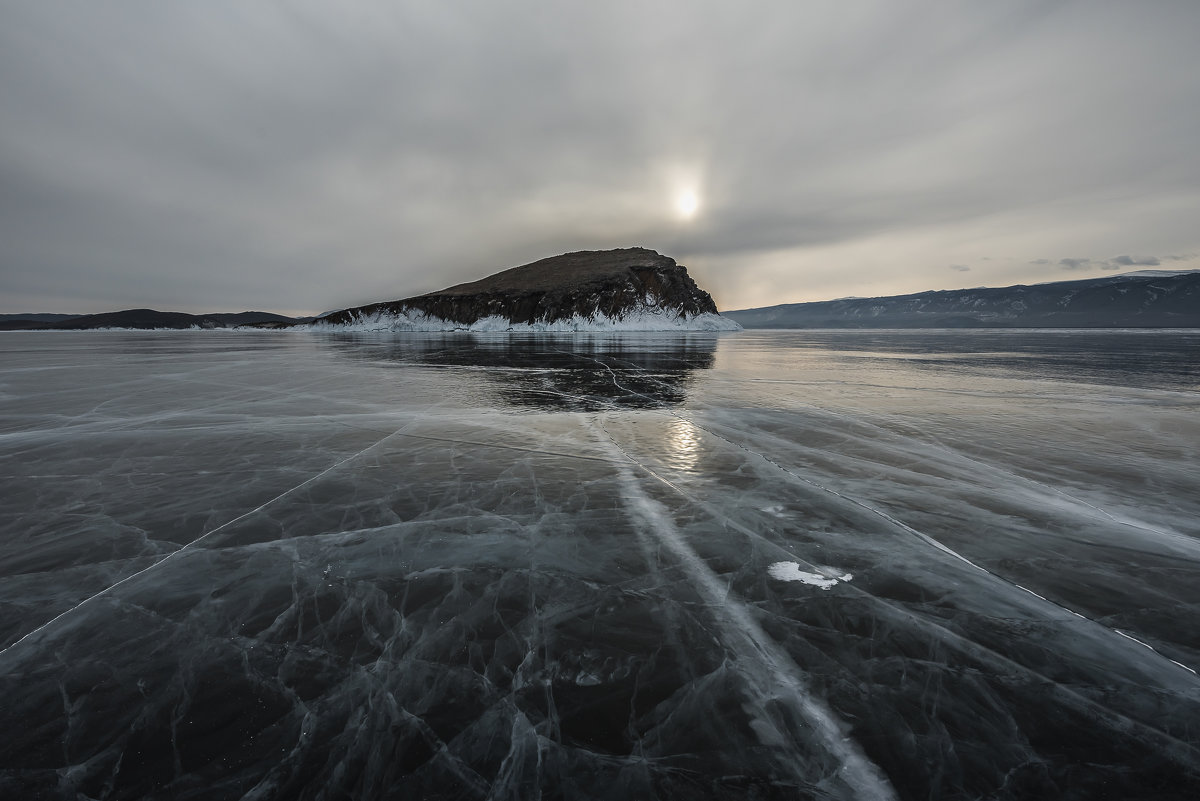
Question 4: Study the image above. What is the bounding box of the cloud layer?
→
[2,1,1199,313]
[1034,253,1195,272]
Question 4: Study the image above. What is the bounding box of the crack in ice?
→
[0,411,439,662]
[589,416,899,801]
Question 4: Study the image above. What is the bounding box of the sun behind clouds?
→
[674,189,700,220]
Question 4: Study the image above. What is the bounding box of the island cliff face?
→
[318,248,740,331]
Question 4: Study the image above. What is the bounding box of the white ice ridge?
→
[305,307,742,332]
[767,562,853,589]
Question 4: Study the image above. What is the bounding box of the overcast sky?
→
[3,1,1198,314]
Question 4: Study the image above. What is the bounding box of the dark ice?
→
[1,330,1199,800]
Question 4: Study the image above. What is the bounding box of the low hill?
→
[723,270,1200,328]
[0,310,303,331]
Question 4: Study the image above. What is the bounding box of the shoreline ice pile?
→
[303,307,742,332]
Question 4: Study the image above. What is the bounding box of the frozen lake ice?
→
[1,329,1199,799]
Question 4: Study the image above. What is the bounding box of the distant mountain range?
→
[722,270,1200,328]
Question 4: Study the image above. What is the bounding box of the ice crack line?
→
[1,365,359,446]
[678,412,1200,677]
[551,348,656,403]
[0,413,430,663]
[585,345,1195,671]
[575,344,1200,679]
[589,416,898,801]
[817,407,1199,556]
[566,354,1200,753]
[536,348,1196,683]
[593,417,1200,774]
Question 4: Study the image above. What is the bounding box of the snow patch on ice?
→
[767,562,853,589]
[305,306,741,332]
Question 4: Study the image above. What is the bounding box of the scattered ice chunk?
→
[767,561,853,589]
[303,307,741,332]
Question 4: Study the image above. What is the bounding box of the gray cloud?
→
[2,1,1200,313]
[1028,252,1196,275]
[1059,258,1092,270]
[949,265,971,272]
[1109,255,1160,267]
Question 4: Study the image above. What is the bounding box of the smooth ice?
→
[1,329,1199,800]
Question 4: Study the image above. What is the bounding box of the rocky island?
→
[310,248,740,332]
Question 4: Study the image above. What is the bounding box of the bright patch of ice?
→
[767,561,853,589]
[303,306,741,332]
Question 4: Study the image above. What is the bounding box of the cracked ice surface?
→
[1,329,1199,800]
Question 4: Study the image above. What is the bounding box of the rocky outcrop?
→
[316,248,739,331]
[723,270,1200,329]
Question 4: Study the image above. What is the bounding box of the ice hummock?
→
[302,306,742,332]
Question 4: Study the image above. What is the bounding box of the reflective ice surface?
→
[2,330,1199,800]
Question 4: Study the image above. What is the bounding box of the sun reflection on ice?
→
[664,417,703,471]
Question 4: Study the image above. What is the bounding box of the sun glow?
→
[675,189,700,220]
